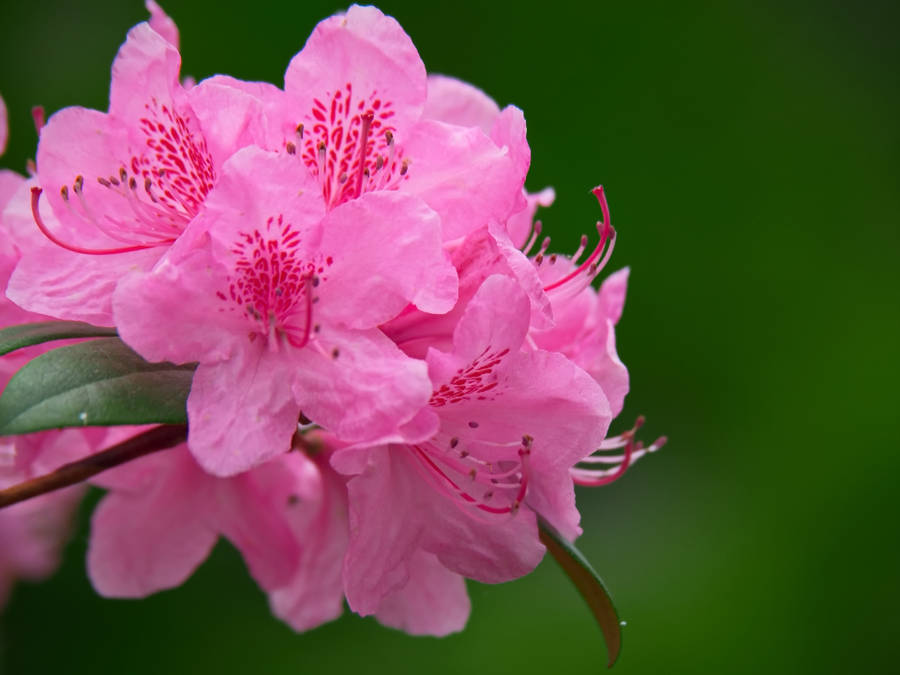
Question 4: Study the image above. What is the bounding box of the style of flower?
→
[114,148,457,475]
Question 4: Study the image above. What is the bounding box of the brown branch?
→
[0,424,187,509]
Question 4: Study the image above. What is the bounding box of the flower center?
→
[410,345,532,516]
[131,98,215,223]
[217,214,332,350]
[289,83,410,210]
[429,346,509,407]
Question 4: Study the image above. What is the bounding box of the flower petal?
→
[214,454,304,590]
[187,349,299,476]
[423,74,500,133]
[403,120,526,241]
[87,447,216,597]
[268,454,348,632]
[187,75,285,165]
[284,5,426,135]
[292,326,432,443]
[343,445,543,615]
[316,192,458,325]
[145,0,179,49]
[374,550,470,636]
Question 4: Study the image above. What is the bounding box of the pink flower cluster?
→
[0,3,664,633]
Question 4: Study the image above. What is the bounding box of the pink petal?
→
[214,454,304,590]
[284,5,426,138]
[0,171,24,217]
[87,447,217,597]
[187,75,285,165]
[113,243,245,365]
[35,106,136,250]
[0,488,83,585]
[488,222,553,329]
[291,326,432,443]
[403,120,526,241]
[316,191,458,325]
[108,22,183,126]
[343,445,543,616]
[145,0,180,49]
[427,275,530,384]
[187,349,300,477]
[427,276,611,539]
[268,454,348,632]
[8,237,157,326]
[505,186,555,249]
[599,267,629,325]
[423,74,499,133]
[489,106,531,207]
[374,550,470,636]
[531,267,630,416]
[381,224,551,359]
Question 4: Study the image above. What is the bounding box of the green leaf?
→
[0,338,196,435]
[538,516,623,668]
[0,320,118,357]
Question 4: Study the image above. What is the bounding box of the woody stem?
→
[0,424,187,509]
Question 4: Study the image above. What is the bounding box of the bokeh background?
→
[1,1,898,673]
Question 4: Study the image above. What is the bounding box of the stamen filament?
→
[542,185,615,293]
[31,188,161,255]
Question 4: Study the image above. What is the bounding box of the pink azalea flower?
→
[115,147,457,476]
[335,275,611,622]
[7,13,280,325]
[278,6,528,241]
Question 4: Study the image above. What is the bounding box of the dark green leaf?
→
[0,338,196,434]
[0,320,118,356]
[538,516,623,668]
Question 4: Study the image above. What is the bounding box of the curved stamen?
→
[572,415,666,486]
[412,440,529,516]
[31,188,162,256]
[572,436,635,486]
[542,185,616,293]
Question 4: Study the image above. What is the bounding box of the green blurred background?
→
[1,0,898,673]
